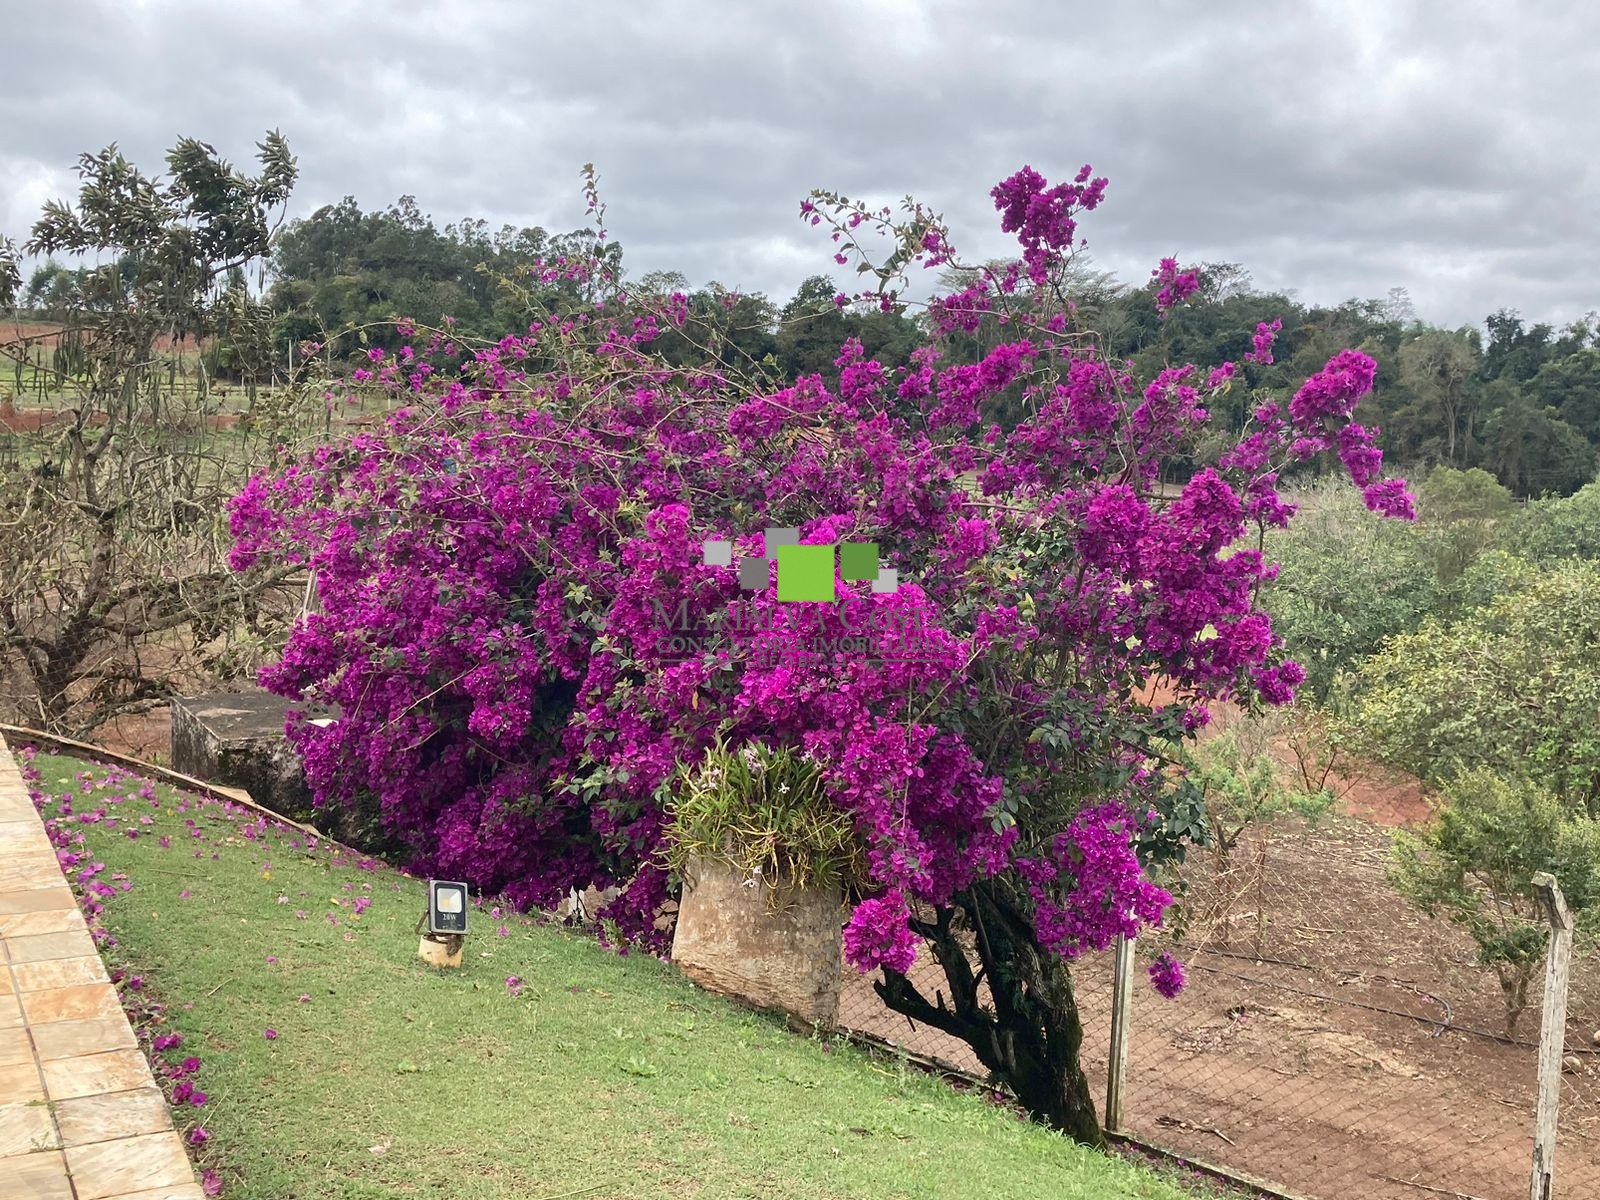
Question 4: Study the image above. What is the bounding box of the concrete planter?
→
[671,855,845,1029]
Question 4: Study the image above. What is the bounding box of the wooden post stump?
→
[1529,871,1572,1200]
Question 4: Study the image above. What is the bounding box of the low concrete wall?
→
[169,689,330,829]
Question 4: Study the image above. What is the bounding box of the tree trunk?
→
[873,880,1105,1147]
[996,950,1103,1146]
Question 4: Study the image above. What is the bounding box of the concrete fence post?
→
[1106,931,1136,1134]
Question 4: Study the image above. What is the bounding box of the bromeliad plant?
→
[665,740,865,908]
[229,161,1412,1143]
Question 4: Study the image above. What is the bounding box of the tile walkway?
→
[0,741,204,1199]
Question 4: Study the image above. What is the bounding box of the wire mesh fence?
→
[834,807,1600,1199]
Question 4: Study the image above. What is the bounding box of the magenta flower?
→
[201,1168,222,1196]
[1148,951,1187,999]
[506,975,523,997]
[263,1028,279,1041]
[843,891,917,974]
[189,1127,209,1146]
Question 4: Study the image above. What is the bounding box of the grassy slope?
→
[28,751,1205,1200]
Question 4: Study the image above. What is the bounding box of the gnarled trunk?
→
[873,879,1104,1147]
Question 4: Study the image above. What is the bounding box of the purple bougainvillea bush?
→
[229,163,1411,1142]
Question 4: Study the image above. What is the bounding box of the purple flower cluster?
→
[991,163,1107,284]
[1151,257,1201,315]
[226,162,1414,977]
[1148,951,1186,999]
[843,890,918,974]
[1019,805,1173,959]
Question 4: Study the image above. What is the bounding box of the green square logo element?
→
[776,543,836,602]
[839,542,879,582]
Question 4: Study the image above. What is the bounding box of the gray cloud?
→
[2,0,1596,328]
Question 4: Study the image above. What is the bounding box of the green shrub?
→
[1389,769,1600,1035]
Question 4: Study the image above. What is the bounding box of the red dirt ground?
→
[1,400,245,435]
[3,319,206,354]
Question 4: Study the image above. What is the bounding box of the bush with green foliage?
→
[1389,769,1600,1034]
[1354,560,1600,814]
[1509,480,1600,563]
[1260,480,1438,702]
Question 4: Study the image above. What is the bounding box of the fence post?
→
[1106,931,1135,1134]
[1529,871,1572,1200]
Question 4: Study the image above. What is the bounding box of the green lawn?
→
[25,751,1214,1200]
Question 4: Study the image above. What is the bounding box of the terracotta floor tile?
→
[54,1087,172,1147]
[0,1061,45,1102]
[41,1047,154,1101]
[0,993,22,1029]
[21,983,124,1026]
[0,843,58,868]
[0,860,66,891]
[0,1098,60,1156]
[0,1025,36,1067]
[96,1187,206,1200]
[0,885,78,916]
[0,908,88,938]
[0,818,45,844]
[30,1017,138,1061]
[0,832,49,857]
[7,930,100,964]
[0,1147,73,1199]
[0,969,12,996]
[66,1129,196,1200]
[14,955,110,992]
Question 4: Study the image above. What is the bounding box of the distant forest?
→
[19,193,1600,498]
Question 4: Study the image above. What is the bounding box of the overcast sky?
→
[2,0,1596,330]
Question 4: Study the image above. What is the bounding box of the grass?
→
[24,750,1212,1200]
